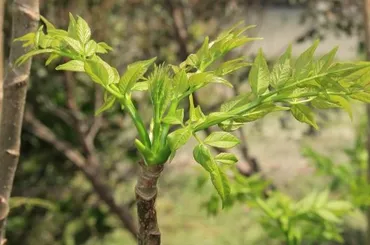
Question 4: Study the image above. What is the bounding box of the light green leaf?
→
[84,40,97,57]
[56,60,85,72]
[294,40,319,79]
[204,132,240,149]
[210,166,231,206]
[214,153,238,165]
[14,32,35,47]
[162,109,184,125]
[95,92,116,115]
[316,209,341,223]
[180,54,199,68]
[249,49,270,95]
[270,45,292,88]
[173,69,189,95]
[15,49,54,65]
[350,92,370,103]
[62,36,84,53]
[328,95,352,120]
[96,42,113,53]
[84,60,110,85]
[45,53,60,65]
[194,112,235,131]
[220,92,255,112]
[76,16,91,44]
[215,58,251,76]
[119,57,157,94]
[235,104,289,123]
[40,15,56,30]
[326,201,352,213]
[290,104,318,129]
[167,127,192,152]
[193,144,214,172]
[132,81,149,91]
[314,190,329,209]
[315,46,338,74]
[67,13,78,39]
[189,72,232,88]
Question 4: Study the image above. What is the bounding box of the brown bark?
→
[0,0,5,118]
[135,162,163,245]
[23,109,138,237]
[0,0,39,242]
[363,0,370,244]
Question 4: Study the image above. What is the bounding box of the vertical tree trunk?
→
[0,0,39,242]
[363,1,370,244]
[135,161,163,245]
[0,0,5,118]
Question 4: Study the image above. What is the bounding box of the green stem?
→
[122,98,151,148]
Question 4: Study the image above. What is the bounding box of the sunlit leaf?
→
[56,60,85,72]
[204,132,240,149]
[249,49,270,95]
[290,104,318,129]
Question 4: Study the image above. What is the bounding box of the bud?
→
[0,196,9,220]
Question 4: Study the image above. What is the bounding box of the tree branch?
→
[0,0,39,242]
[135,161,163,245]
[23,109,138,237]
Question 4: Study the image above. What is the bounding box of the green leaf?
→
[194,112,235,131]
[220,92,255,112]
[56,60,85,72]
[326,201,352,213]
[189,94,205,122]
[84,60,110,85]
[180,54,199,68]
[315,46,338,74]
[193,144,214,172]
[84,40,97,57]
[214,153,238,165]
[76,16,91,44]
[167,127,192,152]
[328,95,352,120]
[162,109,184,125]
[45,53,60,65]
[148,64,173,119]
[210,166,231,206]
[67,13,78,39]
[215,58,251,76]
[204,132,240,149]
[173,69,189,96]
[294,40,319,79]
[40,15,56,30]
[235,104,289,123]
[290,104,318,129]
[249,49,270,95]
[270,45,292,88]
[95,92,116,115]
[119,57,157,94]
[96,42,113,53]
[350,92,370,103]
[14,32,35,47]
[132,81,149,91]
[188,72,232,88]
[15,49,54,65]
[193,144,231,204]
[62,36,84,53]
[316,209,341,223]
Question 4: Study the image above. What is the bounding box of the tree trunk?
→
[135,161,163,245]
[0,0,5,119]
[0,0,39,242]
[363,1,370,244]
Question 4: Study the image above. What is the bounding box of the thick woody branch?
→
[23,110,138,237]
[0,0,39,242]
[135,162,164,245]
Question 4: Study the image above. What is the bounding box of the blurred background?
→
[1,0,369,244]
